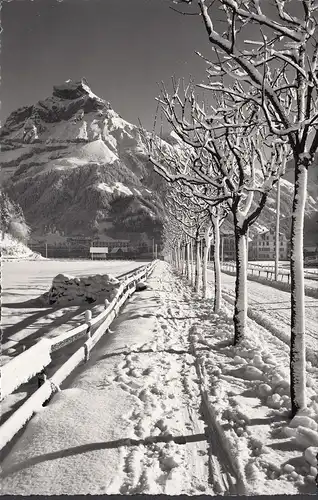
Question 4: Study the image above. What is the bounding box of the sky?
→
[1,0,212,131]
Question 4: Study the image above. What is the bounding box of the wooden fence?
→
[220,262,318,283]
[0,260,157,452]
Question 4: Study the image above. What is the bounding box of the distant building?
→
[221,233,236,261]
[92,238,130,251]
[249,228,289,261]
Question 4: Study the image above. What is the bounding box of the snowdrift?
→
[44,272,121,306]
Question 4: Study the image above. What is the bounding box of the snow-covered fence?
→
[220,262,318,284]
[0,261,157,451]
[0,340,53,401]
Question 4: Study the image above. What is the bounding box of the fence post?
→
[85,310,92,339]
[84,310,92,361]
[37,369,47,389]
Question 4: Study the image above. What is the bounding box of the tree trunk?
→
[275,178,281,281]
[180,245,184,275]
[290,161,307,417]
[195,238,201,293]
[175,245,180,272]
[190,239,195,287]
[186,242,191,281]
[202,225,212,299]
[233,225,248,345]
[213,216,222,313]
[177,243,182,273]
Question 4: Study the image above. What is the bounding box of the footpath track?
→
[1,263,242,496]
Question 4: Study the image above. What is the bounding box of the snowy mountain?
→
[0,78,317,245]
[0,79,165,240]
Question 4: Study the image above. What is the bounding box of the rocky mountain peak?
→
[1,79,112,142]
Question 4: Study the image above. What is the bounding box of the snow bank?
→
[1,233,44,261]
[1,339,52,400]
[45,272,121,306]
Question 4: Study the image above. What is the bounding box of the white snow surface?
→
[1,233,44,261]
[1,262,317,495]
[1,260,149,358]
[1,263,212,495]
[97,181,133,195]
[1,339,52,400]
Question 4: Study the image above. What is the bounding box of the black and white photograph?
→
[1,0,318,496]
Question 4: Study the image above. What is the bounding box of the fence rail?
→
[0,260,157,451]
[219,261,318,283]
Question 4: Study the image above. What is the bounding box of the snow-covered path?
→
[210,271,318,364]
[1,263,214,496]
[1,263,317,495]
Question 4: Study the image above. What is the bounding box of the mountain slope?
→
[0,79,165,239]
[1,78,317,246]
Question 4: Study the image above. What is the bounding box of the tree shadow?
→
[247,415,287,426]
[213,339,233,350]
[268,439,303,452]
[1,432,207,478]
[0,391,30,427]
[2,305,86,352]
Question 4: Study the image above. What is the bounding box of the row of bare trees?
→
[143,0,318,417]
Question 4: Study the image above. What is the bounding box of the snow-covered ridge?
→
[0,78,167,239]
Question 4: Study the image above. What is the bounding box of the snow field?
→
[0,263,213,495]
[0,260,150,426]
[218,264,318,298]
[1,260,150,357]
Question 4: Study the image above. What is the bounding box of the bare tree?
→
[145,128,229,309]
[154,84,287,343]
[172,0,318,416]
[163,184,209,289]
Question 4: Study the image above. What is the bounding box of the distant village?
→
[29,227,318,264]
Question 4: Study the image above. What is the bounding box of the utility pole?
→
[45,242,48,259]
[155,244,158,260]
